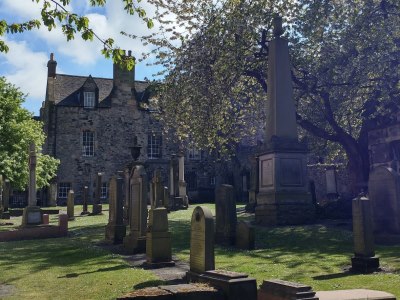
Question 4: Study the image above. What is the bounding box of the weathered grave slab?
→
[236,221,255,250]
[258,279,318,300]
[215,184,237,245]
[315,289,396,300]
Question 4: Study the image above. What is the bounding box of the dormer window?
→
[84,91,95,108]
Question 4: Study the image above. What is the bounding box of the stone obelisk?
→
[22,142,43,226]
[255,15,315,225]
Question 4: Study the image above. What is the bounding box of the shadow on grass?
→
[58,264,129,278]
[312,271,355,280]
[133,280,165,290]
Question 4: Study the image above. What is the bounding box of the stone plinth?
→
[21,206,43,227]
[236,221,255,250]
[215,184,237,245]
[258,279,318,300]
[188,206,215,275]
[145,207,174,267]
[351,195,380,273]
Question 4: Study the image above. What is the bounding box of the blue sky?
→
[0,0,162,116]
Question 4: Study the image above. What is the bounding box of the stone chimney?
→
[113,50,135,89]
[47,53,57,78]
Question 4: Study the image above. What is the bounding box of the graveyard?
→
[0,203,399,299]
[1,1,400,300]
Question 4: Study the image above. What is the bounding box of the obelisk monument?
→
[255,15,315,225]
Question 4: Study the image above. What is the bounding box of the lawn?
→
[1,204,399,299]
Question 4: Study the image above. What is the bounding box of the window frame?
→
[82,130,95,157]
[83,91,95,108]
[101,182,108,199]
[58,182,71,199]
[147,134,162,159]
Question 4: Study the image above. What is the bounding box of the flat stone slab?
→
[0,284,16,298]
[316,289,396,300]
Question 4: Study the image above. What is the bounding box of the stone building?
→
[40,53,217,205]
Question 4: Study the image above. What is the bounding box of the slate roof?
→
[52,74,150,107]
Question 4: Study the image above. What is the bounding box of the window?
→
[58,183,71,199]
[101,182,108,199]
[147,134,162,159]
[84,91,95,108]
[210,176,216,186]
[82,131,94,157]
[188,148,201,160]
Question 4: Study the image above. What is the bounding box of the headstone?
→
[48,181,57,207]
[81,186,90,215]
[178,153,189,207]
[325,165,338,195]
[255,15,314,225]
[351,195,380,273]
[59,214,68,235]
[188,206,215,274]
[67,190,75,220]
[22,142,43,226]
[123,165,148,253]
[368,166,400,234]
[258,279,318,300]
[145,205,174,267]
[150,170,164,209]
[215,184,237,245]
[92,172,103,215]
[246,156,258,212]
[236,221,255,250]
[42,214,49,225]
[105,174,126,244]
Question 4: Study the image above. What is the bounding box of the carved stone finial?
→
[273,14,284,37]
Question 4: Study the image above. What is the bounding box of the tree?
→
[0,77,59,190]
[132,0,399,195]
[0,0,154,70]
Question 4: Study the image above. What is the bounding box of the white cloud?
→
[0,39,49,101]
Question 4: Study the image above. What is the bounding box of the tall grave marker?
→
[92,172,103,215]
[81,186,90,215]
[67,190,75,220]
[351,194,380,273]
[105,173,126,244]
[123,165,148,253]
[215,184,237,245]
[22,142,43,226]
[255,15,314,225]
[1,178,10,219]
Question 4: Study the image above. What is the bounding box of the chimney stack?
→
[113,49,135,89]
[47,53,57,78]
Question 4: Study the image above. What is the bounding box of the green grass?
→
[1,204,400,299]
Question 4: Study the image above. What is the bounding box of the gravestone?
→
[188,206,215,275]
[236,221,255,250]
[48,180,57,207]
[22,142,43,226]
[255,15,314,225]
[150,170,164,209]
[246,156,258,212]
[258,280,318,300]
[67,190,75,220]
[351,195,380,273]
[178,153,189,207]
[368,166,400,234]
[105,174,126,244]
[145,205,174,267]
[92,172,103,215]
[81,186,90,215]
[215,184,237,245]
[2,179,10,219]
[123,165,148,253]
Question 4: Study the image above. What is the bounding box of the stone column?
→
[81,186,89,215]
[92,172,103,215]
[22,142,43,226]
[351,195,380,273]
[169,158,174,197]
[255,15,314,225]
[123,167,130,225]
[178,155,185,182]
[28,142,37,207]
[67,190,75,220]
[1,179,11,219]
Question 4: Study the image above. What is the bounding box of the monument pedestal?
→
[21,206,43,227]
[256,149,315,225]
[105,224,126,244]
[123,231,146,254]
[92,203,102,215]
[351,256,380,273]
